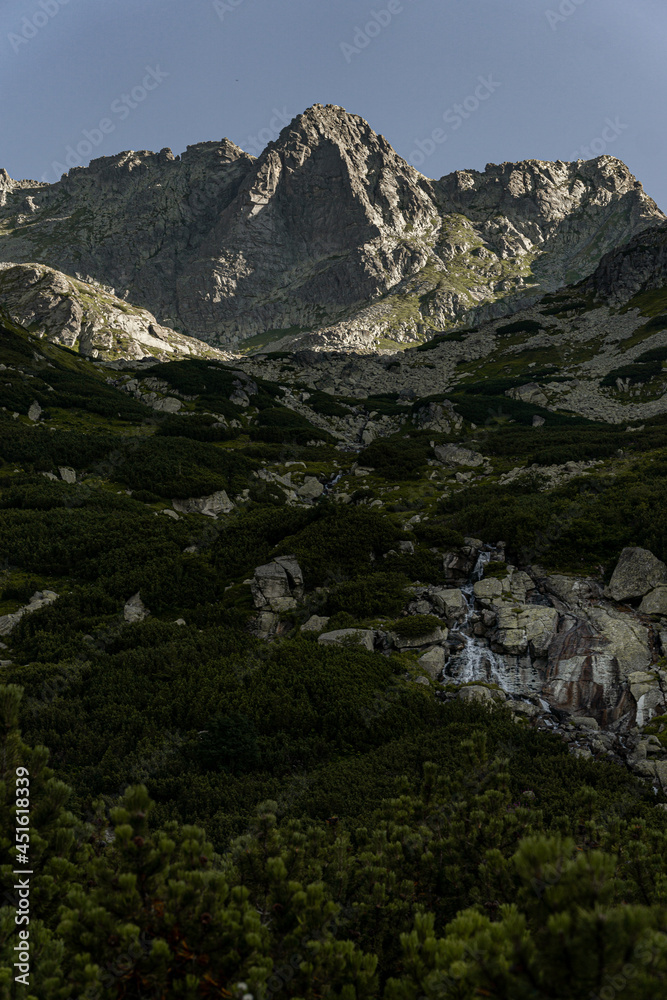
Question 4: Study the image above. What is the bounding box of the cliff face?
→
[1,104,664,349]
[581,221,667,306]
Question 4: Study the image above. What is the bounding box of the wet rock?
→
[318,629,375,652]
[605,547,667,602]
[628,670,665,727]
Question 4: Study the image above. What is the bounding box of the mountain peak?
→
[0,107,664,352]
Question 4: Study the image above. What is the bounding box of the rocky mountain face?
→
[1,105,663,351]
[233,215,667,426]
[581,220,667,306]
[0,262,230,362]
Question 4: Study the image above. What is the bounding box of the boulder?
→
[274,555,304,597]
[412,401,461,434]
[509,699,541,718]
[605,547,667,602]
[521,606,559,657]
[434,443,484,467]
[251,561,295,612]
[418,646,446,678]
[509,570,535,603]
[458,685,506,704]
[506,383,548,407]
[570,716,599,731]
[298,477,324,500]
[300,615,330,632]
[172,490,235,518]
[255,612,279,638]
[59,466,76,484]
[640,586,667,616]
[150,396,182,413]
[28,400,41,422]
[491,602,559,658]
[318,629,375,652]
[473,578,503,599]
[230,389,250,407]
[124,592,148,624]
[430,587,468,624]
[545,575,600,607]
[390,626,447,650]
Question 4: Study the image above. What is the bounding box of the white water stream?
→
[444,549,513,688]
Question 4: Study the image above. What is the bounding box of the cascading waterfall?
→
[444,548,512,689]
[322,472,343,494]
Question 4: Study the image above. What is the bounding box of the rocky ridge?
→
[1,105,663,351]
[0,262,231,362]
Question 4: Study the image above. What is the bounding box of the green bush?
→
[358,436,431,480]
[387,614,442,637]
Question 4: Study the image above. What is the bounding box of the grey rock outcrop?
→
[123,593,148,623]
[251,556,304,613]
[300,615,330,632]
[172,491,235,518]
[318,629,375,652]
[434,444,484,468]
[0,590,58,635]
[605,547,667,602]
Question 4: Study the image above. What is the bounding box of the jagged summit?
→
[0,104,663,352]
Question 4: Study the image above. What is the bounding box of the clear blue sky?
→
[1,0,665,210]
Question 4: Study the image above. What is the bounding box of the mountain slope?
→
[0,262,230,361]
[1,105,663,350]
